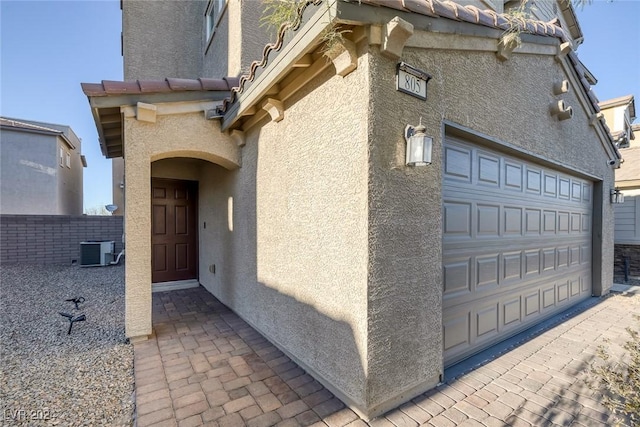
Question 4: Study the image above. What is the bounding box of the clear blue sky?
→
[1,1,638,213]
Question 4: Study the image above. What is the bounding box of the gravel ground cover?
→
[0,264,133,426]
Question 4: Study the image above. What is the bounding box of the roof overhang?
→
[559,0,584,45]
[82,86,231,158]
[0,119,76,150]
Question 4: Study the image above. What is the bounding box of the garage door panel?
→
[444,145,473,181]
[476,303,499,339]
[443,137,593,366]
[444,202,472,237]
[524,291,540,317]
[476,255,499,289]
[478,153,501,186]
[443,313,471,352]
[477,204,500,236]
[443,259,472,296]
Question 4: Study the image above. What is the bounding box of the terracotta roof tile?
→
[403,0,437,17]
[432,1,459,21]
[380,0,405,12]
[199,78,230,91]
[81,77,236,97]
[102,80,141,94]
[138,80,172,93]
[166,78,203,91]
[80,82,107,96]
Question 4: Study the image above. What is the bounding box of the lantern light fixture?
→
[610,188,624,204]
[404,119,433,166]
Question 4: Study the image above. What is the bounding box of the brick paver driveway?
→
[132,287,640,427]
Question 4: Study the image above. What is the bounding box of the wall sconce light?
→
[404,119,432,166]
[610,188,624,204]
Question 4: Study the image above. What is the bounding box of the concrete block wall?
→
[0,215,123,265]
[614,244,640,281]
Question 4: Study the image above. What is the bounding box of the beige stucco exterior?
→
[118,38,615,417]
[94,0,618,420]
[122,110,239,338]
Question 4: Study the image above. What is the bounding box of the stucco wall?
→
[57,136,84,215]
[1,128,82,215]
[112,158,125,216]
[1,129,57,214]
[365,41,615,407]
[123,111,238,338]
[203,0,271,78]
[197,52,371,408]
[123,0,205,80]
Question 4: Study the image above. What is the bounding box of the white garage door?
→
[443,136,593,366]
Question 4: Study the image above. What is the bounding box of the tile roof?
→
[81,77,240,97]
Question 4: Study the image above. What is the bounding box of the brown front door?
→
[151,178,198,283]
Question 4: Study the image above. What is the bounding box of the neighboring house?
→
[83,0,620,418]
[599,95,639,278]
[0,117,86,215]
[599,94,636,149]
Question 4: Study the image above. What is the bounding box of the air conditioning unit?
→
[80,241,114,267]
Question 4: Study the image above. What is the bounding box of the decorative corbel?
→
[590,112,604,126]
[368,25,382,45]
[381,17,414,59]
[550,100,573,121]
[555,42,572,62]
[552,80,569,95]
[496,38,517,62]
[325,38,357,77]
[136,102,157,123]
[230,129,245,147]
[262,98,284,122]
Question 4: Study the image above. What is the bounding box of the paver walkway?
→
[133,286,640,427]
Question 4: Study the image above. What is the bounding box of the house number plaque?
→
[396,62,431,101]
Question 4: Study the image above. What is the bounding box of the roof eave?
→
[84,89,232,159]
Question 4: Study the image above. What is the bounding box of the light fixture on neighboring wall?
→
[404,119,432,166]
[610,188,624,204]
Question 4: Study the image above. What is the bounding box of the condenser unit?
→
[80,241,114,267]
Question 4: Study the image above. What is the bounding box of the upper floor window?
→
[66,152,71,168]
[205,0,226,42]
[59,147,64,167]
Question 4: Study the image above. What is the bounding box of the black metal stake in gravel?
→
[66,297,85,310]
[59,312,86,335]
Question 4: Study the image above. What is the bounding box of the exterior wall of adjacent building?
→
[57,133,84,216]
[0,127,83,215]
[601,104,633,142]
